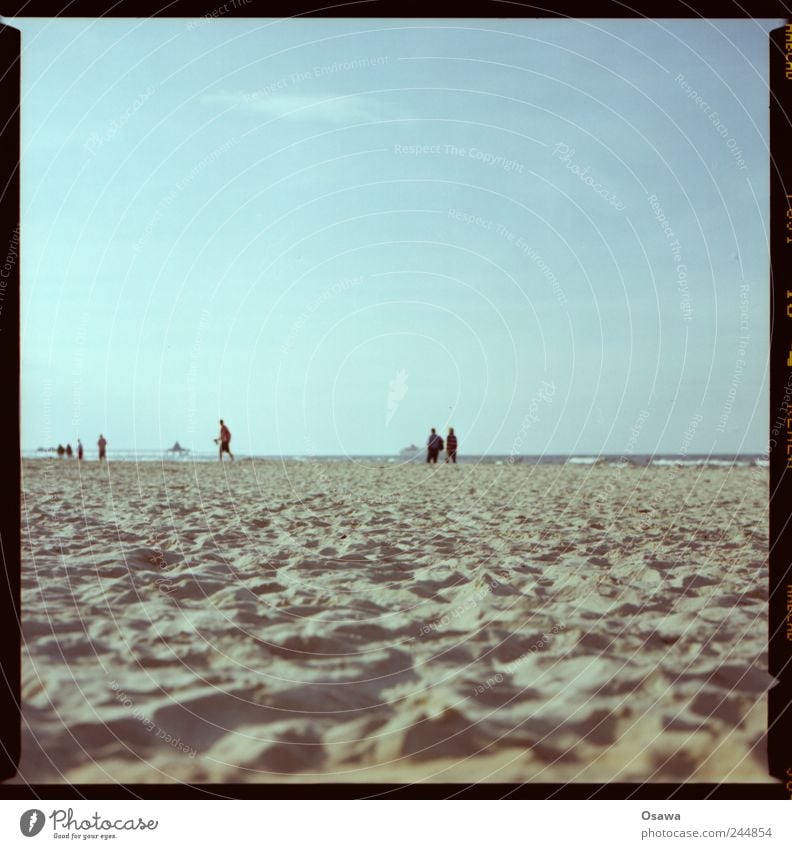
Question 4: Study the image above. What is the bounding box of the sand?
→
[15,457,770,784]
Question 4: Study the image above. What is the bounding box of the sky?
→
[16,17,780,456]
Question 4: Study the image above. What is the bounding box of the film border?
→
[0,0,788,801]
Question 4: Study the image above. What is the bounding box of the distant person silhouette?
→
[445,427,458,463]
[216,419,234,461]
[56,444,65,457]
[77,439,84,461]
[65,443,73,458]
[97,434,107,460]
[427,428,443,464]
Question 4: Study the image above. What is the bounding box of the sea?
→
[22,450,768,468]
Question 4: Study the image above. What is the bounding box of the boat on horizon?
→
[399,443,422,462]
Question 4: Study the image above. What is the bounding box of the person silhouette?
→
[65,443,73,458]
[445,427,458,463]
[77,439,84,461]
[426,428,443,464]
[97,434,107,460]
[216,419,234,461]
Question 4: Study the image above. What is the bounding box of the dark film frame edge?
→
[768,24,792,789]
[0,22,21,785]
[1,3,788,800]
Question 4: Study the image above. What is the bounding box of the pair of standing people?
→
[427,427,458,464]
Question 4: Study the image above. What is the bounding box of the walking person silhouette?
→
[216,419,234,461]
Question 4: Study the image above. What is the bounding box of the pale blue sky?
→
[18,17,778,456]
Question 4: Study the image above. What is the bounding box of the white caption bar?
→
[0,799,789,848]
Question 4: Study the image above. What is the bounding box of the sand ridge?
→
[17,459,770,783]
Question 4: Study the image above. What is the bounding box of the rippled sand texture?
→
[17,459,769,783]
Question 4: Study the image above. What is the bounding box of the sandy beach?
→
[15,458,770,784]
